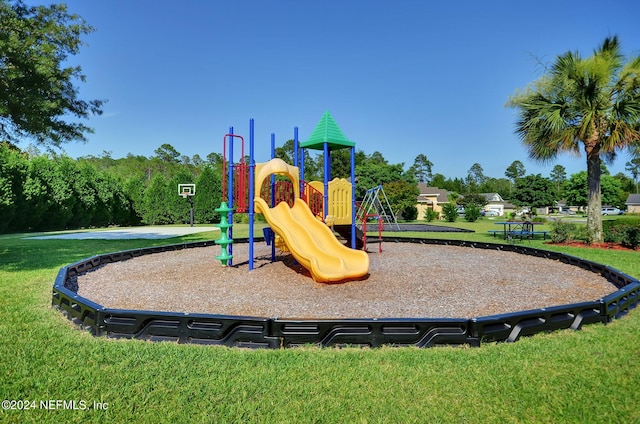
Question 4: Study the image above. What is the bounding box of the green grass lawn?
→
[1,224,639,423]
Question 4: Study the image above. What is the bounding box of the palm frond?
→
[508,35,640,171]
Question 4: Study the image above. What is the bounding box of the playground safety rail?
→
[258,179,325,218]
[52,237,639,348]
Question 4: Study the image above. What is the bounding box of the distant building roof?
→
[417,184,448,203]
[626,193,640,205]
[480,193,505,202]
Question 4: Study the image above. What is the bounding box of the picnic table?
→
[489,221,548,240]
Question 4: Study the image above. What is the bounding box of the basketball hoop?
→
[177,183,196,227]
[178,183,196,198]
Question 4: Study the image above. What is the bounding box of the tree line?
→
[0,141,421,233]
[0,142,225,233]
[3,138,639,234]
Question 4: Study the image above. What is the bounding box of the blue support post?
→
[299,129,305,183]
[270,133,275,158]
[249,119,255,270]
[270,133,276,205]
[294,127,303,196]
[293,127,299,167]
[350,146,356,249]
[300,148,305,181]
[270,133,276,262]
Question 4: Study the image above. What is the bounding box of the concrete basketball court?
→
[27,226,220,240]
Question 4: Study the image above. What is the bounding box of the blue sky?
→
[52,0,640,181]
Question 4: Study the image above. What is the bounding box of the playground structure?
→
[254,159,368,282]
[215,112,369,283]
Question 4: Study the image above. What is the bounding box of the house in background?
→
[416,187,520,218]
[479,193,517,216]
[626,193,640,213]
[416,184,448,218]
[555,200,581,214]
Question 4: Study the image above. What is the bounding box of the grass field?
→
[1,220,639,423]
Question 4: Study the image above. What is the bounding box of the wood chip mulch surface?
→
[77,242,616,319]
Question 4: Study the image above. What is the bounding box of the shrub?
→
[603,221,623,243]
[622,227,640,249]
[464,204,481,222]
[574,225,591,244]
[402,205,418,221]
[424,209,438,222]
[441,203,458,222]
[550,221,577,243]
[604,219,640,249]
[233,213,249,223]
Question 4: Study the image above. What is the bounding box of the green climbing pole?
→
[214,201,233,266]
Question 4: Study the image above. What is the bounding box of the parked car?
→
[601,207,623,215]
[484,209,500,217]
[456,206,465,216]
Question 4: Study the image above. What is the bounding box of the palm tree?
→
[507,36,640,242]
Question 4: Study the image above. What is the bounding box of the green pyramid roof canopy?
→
[300,110,355,151]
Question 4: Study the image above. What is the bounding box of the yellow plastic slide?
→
[255,197,369,283]
[253,158,368,283]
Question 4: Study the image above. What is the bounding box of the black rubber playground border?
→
[52,237,640,348]
[385,223,474,232]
